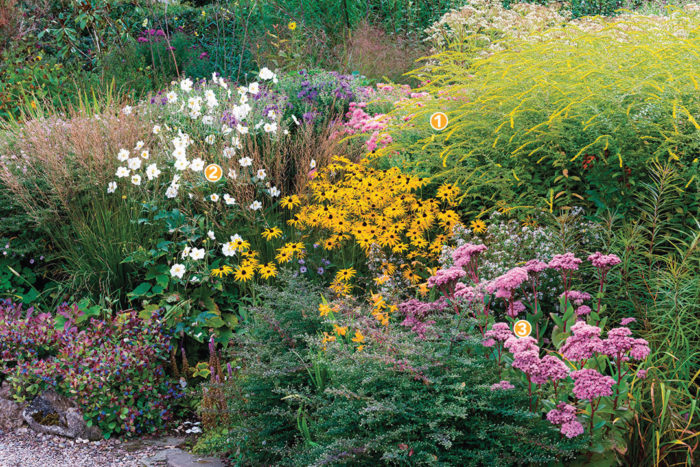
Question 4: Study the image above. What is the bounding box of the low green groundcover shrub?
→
[195,274,585,465]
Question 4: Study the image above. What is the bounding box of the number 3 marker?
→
[204,164,222,182]
[513,320,532,338]
[430,112,448,131]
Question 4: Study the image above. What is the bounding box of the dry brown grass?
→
[341,20,428,83]
[0,105,152,225]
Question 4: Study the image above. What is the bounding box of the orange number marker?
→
[430,112,448,131]
[513,320,533,338]
[204,164,222,182]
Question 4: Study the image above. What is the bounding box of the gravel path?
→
[0,429,166,467]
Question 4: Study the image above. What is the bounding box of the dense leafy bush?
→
[376,10,700,218]
[0,300,179,438]
[197,274,585,465]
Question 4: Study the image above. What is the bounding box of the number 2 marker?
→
[204,164,223,182]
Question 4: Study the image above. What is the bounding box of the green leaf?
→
[129,282,152,298]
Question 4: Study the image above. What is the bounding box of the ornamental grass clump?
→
[376,9,700,215]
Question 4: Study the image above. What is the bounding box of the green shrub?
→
[201,274,585,465]
[375,10,700,218]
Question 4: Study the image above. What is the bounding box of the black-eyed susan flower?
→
[233,264,254,282]
[258,262,278,279]
[470,219,487,233]
[335,268,356,282]
[261,226,283,241]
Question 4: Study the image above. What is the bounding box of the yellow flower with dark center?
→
[275,249,293,264]
[210,265,233,278]
[330,279,351,296]
[261,226,283,241]
[470,219,487,233]
[335,268,356,282]
[288,21,297,30]
[233,264,254,282]
[280,195,301,209]
[258,262,278,279]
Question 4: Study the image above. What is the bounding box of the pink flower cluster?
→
[427,266,466,289]
[588,252,621,270]
[484,322,513,342]
[560,290,591,306]
[559,322,603,363]
[452,243,488,269]
[570,368,615,401]
[507,300,526,318]
[546,403,584,438]
[341,102,393,152]
[602,327,650,360]
[524,259,548,273]
[548,253,582,271]
[490,380,515,391]
[489,267,528,299]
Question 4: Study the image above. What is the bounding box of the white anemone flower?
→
[131,174,142,186]
[249,200,262,211]
[127,157,142,170]
[146,164,161,180]
[117,149,130,161]
[256,168,267,180]
[170,263,186,278]
[116,167,130,178]
[224,194,236,205]
[259,67,275,80]
[189,158,205,172]
[107,182,117,193]
[190,248,205,261]
[239,157,252,167]
[174,158,189,171]
[180,78,193,92]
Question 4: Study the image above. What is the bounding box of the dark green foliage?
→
[569,0,624,17]
[201,275,585,465]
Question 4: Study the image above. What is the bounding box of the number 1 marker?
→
[430,112,448,131]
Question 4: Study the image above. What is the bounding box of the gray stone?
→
[22,390,102,441]
[166,448,225,467]
[0,397,24,431]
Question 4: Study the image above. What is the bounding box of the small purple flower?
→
[317,267,325,275]
[300,266,307,274]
